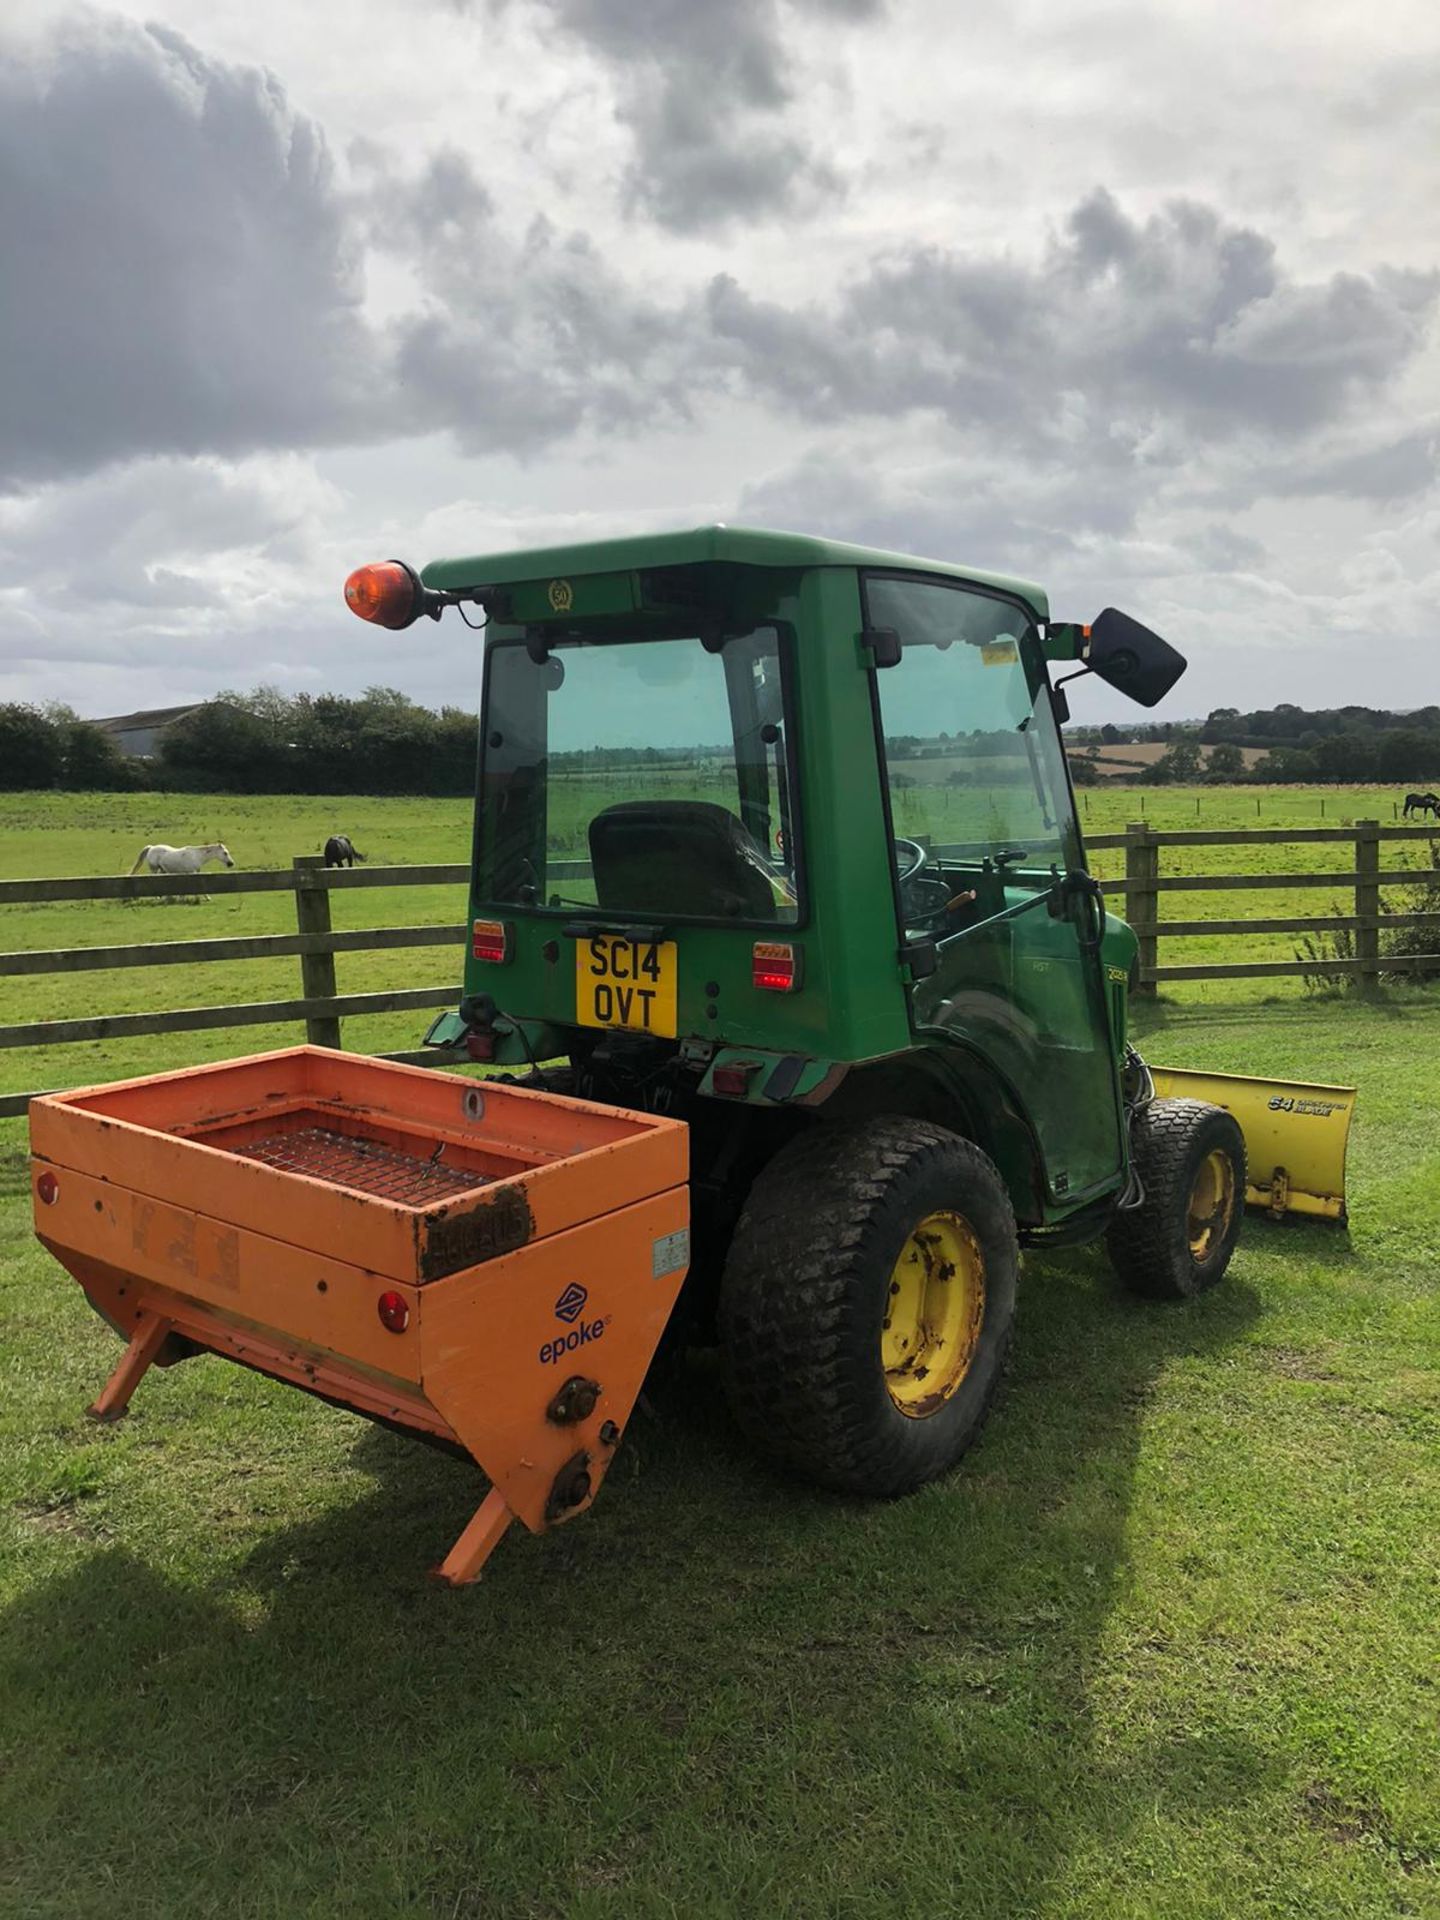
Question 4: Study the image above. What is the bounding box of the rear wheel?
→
[1107,1098,1246,1299]
[718,1117,1019,1497]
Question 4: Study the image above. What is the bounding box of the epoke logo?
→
[540,1286,610,1366]
[554,1283,589,1324]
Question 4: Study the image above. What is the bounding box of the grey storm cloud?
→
[2,14,1433,527]
[735,445,1141,579]
[502,0,886,231]
[363,147,696,450]
[0,457,319,610]
[1257,427,1439,504]
[0,17,375,488]
[706,191,1439,454]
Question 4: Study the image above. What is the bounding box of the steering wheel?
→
[893,838,928,885]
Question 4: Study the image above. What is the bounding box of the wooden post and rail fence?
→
[1,823,1437,1116]
[0,856,471,1119]
[1091,819,1440,993]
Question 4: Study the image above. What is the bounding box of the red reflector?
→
[471,919,510,963]
[377,1290,410,1334]
[465,1031,497,1062]
[753,942,800,992]
[713,1061,760,1097]
[36,1171,59,1206]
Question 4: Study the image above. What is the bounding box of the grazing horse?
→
[1402,792,1440,819]
[324,834,367,867]
[129,842,235,875]
[126,844,234,905]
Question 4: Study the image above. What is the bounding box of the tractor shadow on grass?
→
[3,1255,1269,1918]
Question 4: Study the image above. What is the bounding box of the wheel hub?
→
[881,1209,985,1417]
[1187,1148,1236,1260]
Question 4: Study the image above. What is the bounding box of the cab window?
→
[864,572,1079,933]
[475,626,800,925]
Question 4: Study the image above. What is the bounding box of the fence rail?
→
[3,824,1438,1116]
[1095,818,1440,991]
[0,857,470,1119]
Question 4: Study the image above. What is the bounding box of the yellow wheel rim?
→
[1187,1149,1236,1260]
[881,1210,985,1418]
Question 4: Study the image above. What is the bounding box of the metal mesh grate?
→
[233,1126,489,1207]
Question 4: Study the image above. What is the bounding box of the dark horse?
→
[1402,792,1440,819]
[323,834,368,867]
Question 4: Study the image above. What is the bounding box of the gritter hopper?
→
[29,1048,689,1583]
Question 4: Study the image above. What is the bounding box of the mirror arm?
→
[1048,664,1092,728]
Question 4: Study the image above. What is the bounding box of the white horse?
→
[126,844,235,904]
[129,842,235,875]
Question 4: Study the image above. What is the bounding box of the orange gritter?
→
[29,1047,689,1584]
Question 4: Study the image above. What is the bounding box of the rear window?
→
[475,626,801,925]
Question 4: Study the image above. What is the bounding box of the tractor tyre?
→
[718,1117,1019,1498]
[1106,1098,1246,1300]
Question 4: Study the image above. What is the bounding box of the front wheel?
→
[718,1117,1019,1497]
[1107,1098,1246,1299]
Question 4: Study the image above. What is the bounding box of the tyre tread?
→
[719,1117,1016,1496]
[1106,1097,1246,1299]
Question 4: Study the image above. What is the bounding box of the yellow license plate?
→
[575,935,678,1038]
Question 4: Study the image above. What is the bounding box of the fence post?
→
[1354,819,1381,997]
[293,855,342,1047]
[1125,821,1158,995]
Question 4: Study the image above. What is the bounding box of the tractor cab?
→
[346,526,1183,1233]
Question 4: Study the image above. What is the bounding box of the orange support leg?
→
[431,1487,514,1587]
[87,1313,172,1423]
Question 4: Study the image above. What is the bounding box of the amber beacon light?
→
[343,560,425,630]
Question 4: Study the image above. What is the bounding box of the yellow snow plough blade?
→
[1149,1067,1355,1224]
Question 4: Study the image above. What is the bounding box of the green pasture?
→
[0,792,476,1102]
[2,785,1436,1105]
[2,991,1437,1916]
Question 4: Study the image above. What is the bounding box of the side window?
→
[865,574,1078,894]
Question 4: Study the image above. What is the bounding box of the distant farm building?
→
[91,703,210,759]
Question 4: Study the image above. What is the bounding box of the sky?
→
[1,0,1437,728]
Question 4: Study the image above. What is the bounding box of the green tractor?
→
[341,526,1262,1496]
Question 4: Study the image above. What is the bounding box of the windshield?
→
[475,626,800,924]
[864,572,1081,937]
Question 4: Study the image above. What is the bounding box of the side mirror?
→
[1087,608,1186,708]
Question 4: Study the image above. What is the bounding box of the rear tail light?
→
[343,561,424,630]
[752,942,801,992]
[36,1171,59,1206]
[471,919,511,964]
[713,1060,761,1097]
[377,1290,410,1333]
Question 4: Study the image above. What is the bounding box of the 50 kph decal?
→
[575,935,678,1038]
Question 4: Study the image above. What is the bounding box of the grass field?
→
[1,784,1437,1105]
[0,792,475,1103]
[2,990,1437,1916]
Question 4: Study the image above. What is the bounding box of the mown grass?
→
[0,792,475,1100]
[1,990,1438,1917]
[1,784,1436,1104]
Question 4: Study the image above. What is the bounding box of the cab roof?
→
[421,523,1049,618]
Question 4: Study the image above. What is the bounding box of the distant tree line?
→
[1070,703,1440,786]
[0,703,138,790]
[1200,703,1440,783]
[0,689,483,795]
[5,690,1440,793]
